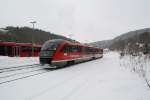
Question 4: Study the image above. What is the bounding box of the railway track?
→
[0,64,40,73]
[0,64,51,85]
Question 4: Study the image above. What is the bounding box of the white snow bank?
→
[0,56,39,69]
[120,54,150,89]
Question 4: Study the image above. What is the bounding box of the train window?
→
[71,45,81,52]
[41,41,60,51]
[77,46,82,52]
[61,45,70,53]
[61,45,82,53]
[85,47,88,53]
[71,46,78,52]
[83,47,93,54]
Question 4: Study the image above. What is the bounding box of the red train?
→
[40,39,103,68]
[0,42,41,57]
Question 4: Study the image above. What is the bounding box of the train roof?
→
[46,39,67,43]
[45,39,102,49]
[45,39,80,45]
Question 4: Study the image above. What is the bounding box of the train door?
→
[0,46,5,56]
[13,46,20,57]
[0,45,13,56]
[61,44,70,59]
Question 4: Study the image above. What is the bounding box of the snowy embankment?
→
[120,55,150,89]
[0,56,39,68]
[0,52,150,100]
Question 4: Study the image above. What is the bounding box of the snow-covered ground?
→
[120,54,150,91]
[0,52,150,100]
[0,56,39,68]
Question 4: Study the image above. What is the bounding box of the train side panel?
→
[51,43,83,67]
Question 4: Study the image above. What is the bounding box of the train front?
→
[39,39,61,67]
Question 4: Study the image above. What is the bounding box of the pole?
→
[30,21,36,56]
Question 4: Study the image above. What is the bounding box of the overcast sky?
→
[0,0,150,43]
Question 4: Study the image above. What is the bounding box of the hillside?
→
[91,28,150,51]
[0,26,72,45]
[90,40,112,48]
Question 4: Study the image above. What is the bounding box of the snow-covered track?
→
[0,71,50,85]
[0,68,43,79]
[0,64,40,73]
[0,64,51,85]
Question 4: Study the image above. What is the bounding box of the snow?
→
[0,56,39,68]
[0,52,150,100]
[120,54,150,91]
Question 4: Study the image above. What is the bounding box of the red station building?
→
[0,41,41,57]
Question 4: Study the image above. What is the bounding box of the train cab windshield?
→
[41,42,58,51]
[40,40,61,58]
[40,39,63,65]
